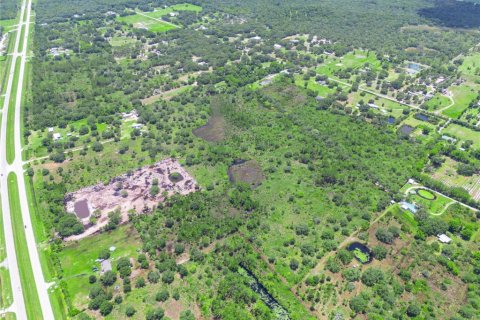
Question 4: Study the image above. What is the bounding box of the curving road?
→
[0,0,54,318]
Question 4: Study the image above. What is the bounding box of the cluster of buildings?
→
[47,47,70,57]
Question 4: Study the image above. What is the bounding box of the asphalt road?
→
[0,0,55,318]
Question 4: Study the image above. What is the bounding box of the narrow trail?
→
[435,94,455,114]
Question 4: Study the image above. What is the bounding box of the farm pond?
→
[347,242,372,264]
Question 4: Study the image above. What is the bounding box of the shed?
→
[101,259,112,274]
[53,133,61,141]
[437,234,452,244]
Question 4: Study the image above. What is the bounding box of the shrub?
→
[155,290,169,302]
[135,277,145,288]
[125,306,136,317]
[361,268,384,287]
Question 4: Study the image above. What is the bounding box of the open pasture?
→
[442,84,478,119]
[442,123,480,149]
[422,93,451,111]
[459,52,480,79]
[58,225,141,310]
[117,3,201,32]
[142,3,202,19]
[316,50,382,80]
[117,13,176,32]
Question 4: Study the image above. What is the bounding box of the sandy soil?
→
[64,158,197,240]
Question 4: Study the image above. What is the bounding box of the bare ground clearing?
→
[65,158,198,240]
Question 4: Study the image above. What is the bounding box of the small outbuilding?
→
[101,259,112,274]
[437,234,452,244]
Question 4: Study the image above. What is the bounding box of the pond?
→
[415,113,430,122]
[399,124,414,135]
[388,117,395,124]
[74,199,90,219]
[239,265,290,319]
[347,242,372,264]
[407,62,422,71]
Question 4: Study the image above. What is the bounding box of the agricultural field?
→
[431,157,480,201]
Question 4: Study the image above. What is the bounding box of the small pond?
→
[415,113,430,122]
[239,265,290,319]
[347,242,372,264]
[74,199,90,219]
[399,124,414,135]
[407,62,422,71]
[388,117,395,124]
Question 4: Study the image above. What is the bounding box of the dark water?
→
[388,117,395,124]
[74,199,90,219]
[416,113,429,122]
[407,63,422,71]
[239,265,290,319]
[347,242,372,264]
[399,124,414,135]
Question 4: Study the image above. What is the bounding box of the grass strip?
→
[0,267,13,308]
[17,25,25,53]
[7,172,43,320]
[6,57,21,165]
[0,198,6,261]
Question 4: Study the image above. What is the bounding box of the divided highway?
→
[0,0,55,318]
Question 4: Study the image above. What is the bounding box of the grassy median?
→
[6,57,21,165]
[7,172,43,320]
[0,267,13,309]
[17,25,25,54]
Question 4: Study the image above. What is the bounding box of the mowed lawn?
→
[459,52,480,79]
[0,18,17,32]
[117,3,201,32]
[7,173,42,320]
[117,13,176,32]
[143,3,202,19]
[442,84,478,118]
[58,225,141,308]
[443,123,480,149]
[407,191,452,215]
[316,50,382,79]
[422,93,451,111]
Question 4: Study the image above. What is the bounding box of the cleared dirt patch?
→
[228,160,264,188]
[64,158,198,240]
